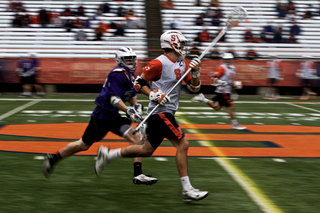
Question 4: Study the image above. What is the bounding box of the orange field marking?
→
[0,123,320,157]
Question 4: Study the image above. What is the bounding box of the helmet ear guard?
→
[160,30,188,58]
[115,47,137,72]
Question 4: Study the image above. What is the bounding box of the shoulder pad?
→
[113,68,126,72]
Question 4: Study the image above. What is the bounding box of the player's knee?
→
[179,139,189,152]
[141,145,154,157]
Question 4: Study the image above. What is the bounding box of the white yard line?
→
[286,102,320,113]
[0,100,40,121]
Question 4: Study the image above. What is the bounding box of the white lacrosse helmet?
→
[115,47,137,72]
[160,30,188,58]
[221,53,234,60]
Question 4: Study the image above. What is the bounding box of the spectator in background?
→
[262,22,274,43]
[99,21,109,33]
[62,5,73,16]
[245,46,259,60]
[75,28,87,41]
[77,4,85,16]
[12,13,22,27]
[285,9,297,21]
[64,19,73,32]
[210,0,220,7]
[73,15,82,28]
[195,0,201,7]
[102,1,110,13]
[94,25,104,41]
[195,13,205,26]
[114,23,125,37]
[286,0,295,12]
[170,17,183,30]
[211,10,221,26]
[243,28,254,42]
[273,27,283,43]
[51,11,63,28]
[277,3,288,19]
[287,33,297,43]
[21,12,30,27]
[302,8,313,19]
[7,0,15,12]
[117,5,127,17]
[161,0,174,9]
[82,17,90,28]
[198,28,210,42]
[289,20,301,36]
[39,8,48,28]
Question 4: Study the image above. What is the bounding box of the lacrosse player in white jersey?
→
[264,54,283,100]
[297,55,317,100]
[191,53,246,130]
[95,30,209,202]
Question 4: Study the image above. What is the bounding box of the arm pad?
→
[110,96,121,107]
[187,80,201,93]
[134,76,147,92]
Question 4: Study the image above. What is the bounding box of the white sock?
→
[231,119,238,126]
[203,97,209,104]
[181,176,192,191]
[108,148,122,160]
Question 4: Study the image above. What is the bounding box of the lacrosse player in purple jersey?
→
[43,47,157,185]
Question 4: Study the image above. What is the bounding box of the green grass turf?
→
[0,94,320,213]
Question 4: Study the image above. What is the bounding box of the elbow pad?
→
[134,76,147,92]
[110,96,121,107]
[187,80,201,93]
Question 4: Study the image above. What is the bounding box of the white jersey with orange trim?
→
[214,64,235,94]
[142,54,192,115]
[267,60,282,79]
[299,61,316,79]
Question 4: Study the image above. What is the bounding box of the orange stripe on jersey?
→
[158,113,184,139]
[142,59,162,81]
[214,66,225,78]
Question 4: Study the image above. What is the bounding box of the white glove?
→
[213,78,228,87]
[138,123,147,141]
[149,90,171,106]
[126,104,143,123]
[234,81,243,89]
[189,56,201,78]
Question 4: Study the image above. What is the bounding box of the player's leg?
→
[228,103,246,130]
[122,125,158,185]
[43,117,106,178]
[170,137,209,202]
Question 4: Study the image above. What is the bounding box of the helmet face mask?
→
[115,47,137,72]
[160,30,188,58]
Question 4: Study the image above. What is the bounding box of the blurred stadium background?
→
[0,0,319,95]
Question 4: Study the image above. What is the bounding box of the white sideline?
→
[0,100,40,121]
[177,117,284,213]
[286,102,320,113]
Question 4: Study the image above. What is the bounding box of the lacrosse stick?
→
[134,7,248,132]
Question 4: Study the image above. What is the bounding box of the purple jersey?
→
[18,59,36,77]
[91,66,136,120]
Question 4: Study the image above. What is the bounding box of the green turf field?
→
[0,94,320,213]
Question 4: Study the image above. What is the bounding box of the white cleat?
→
[133,174,158,185]
[191,93,205,102]
[95,146,110,176]
[182,187,209,202]
[232,125,247,130]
